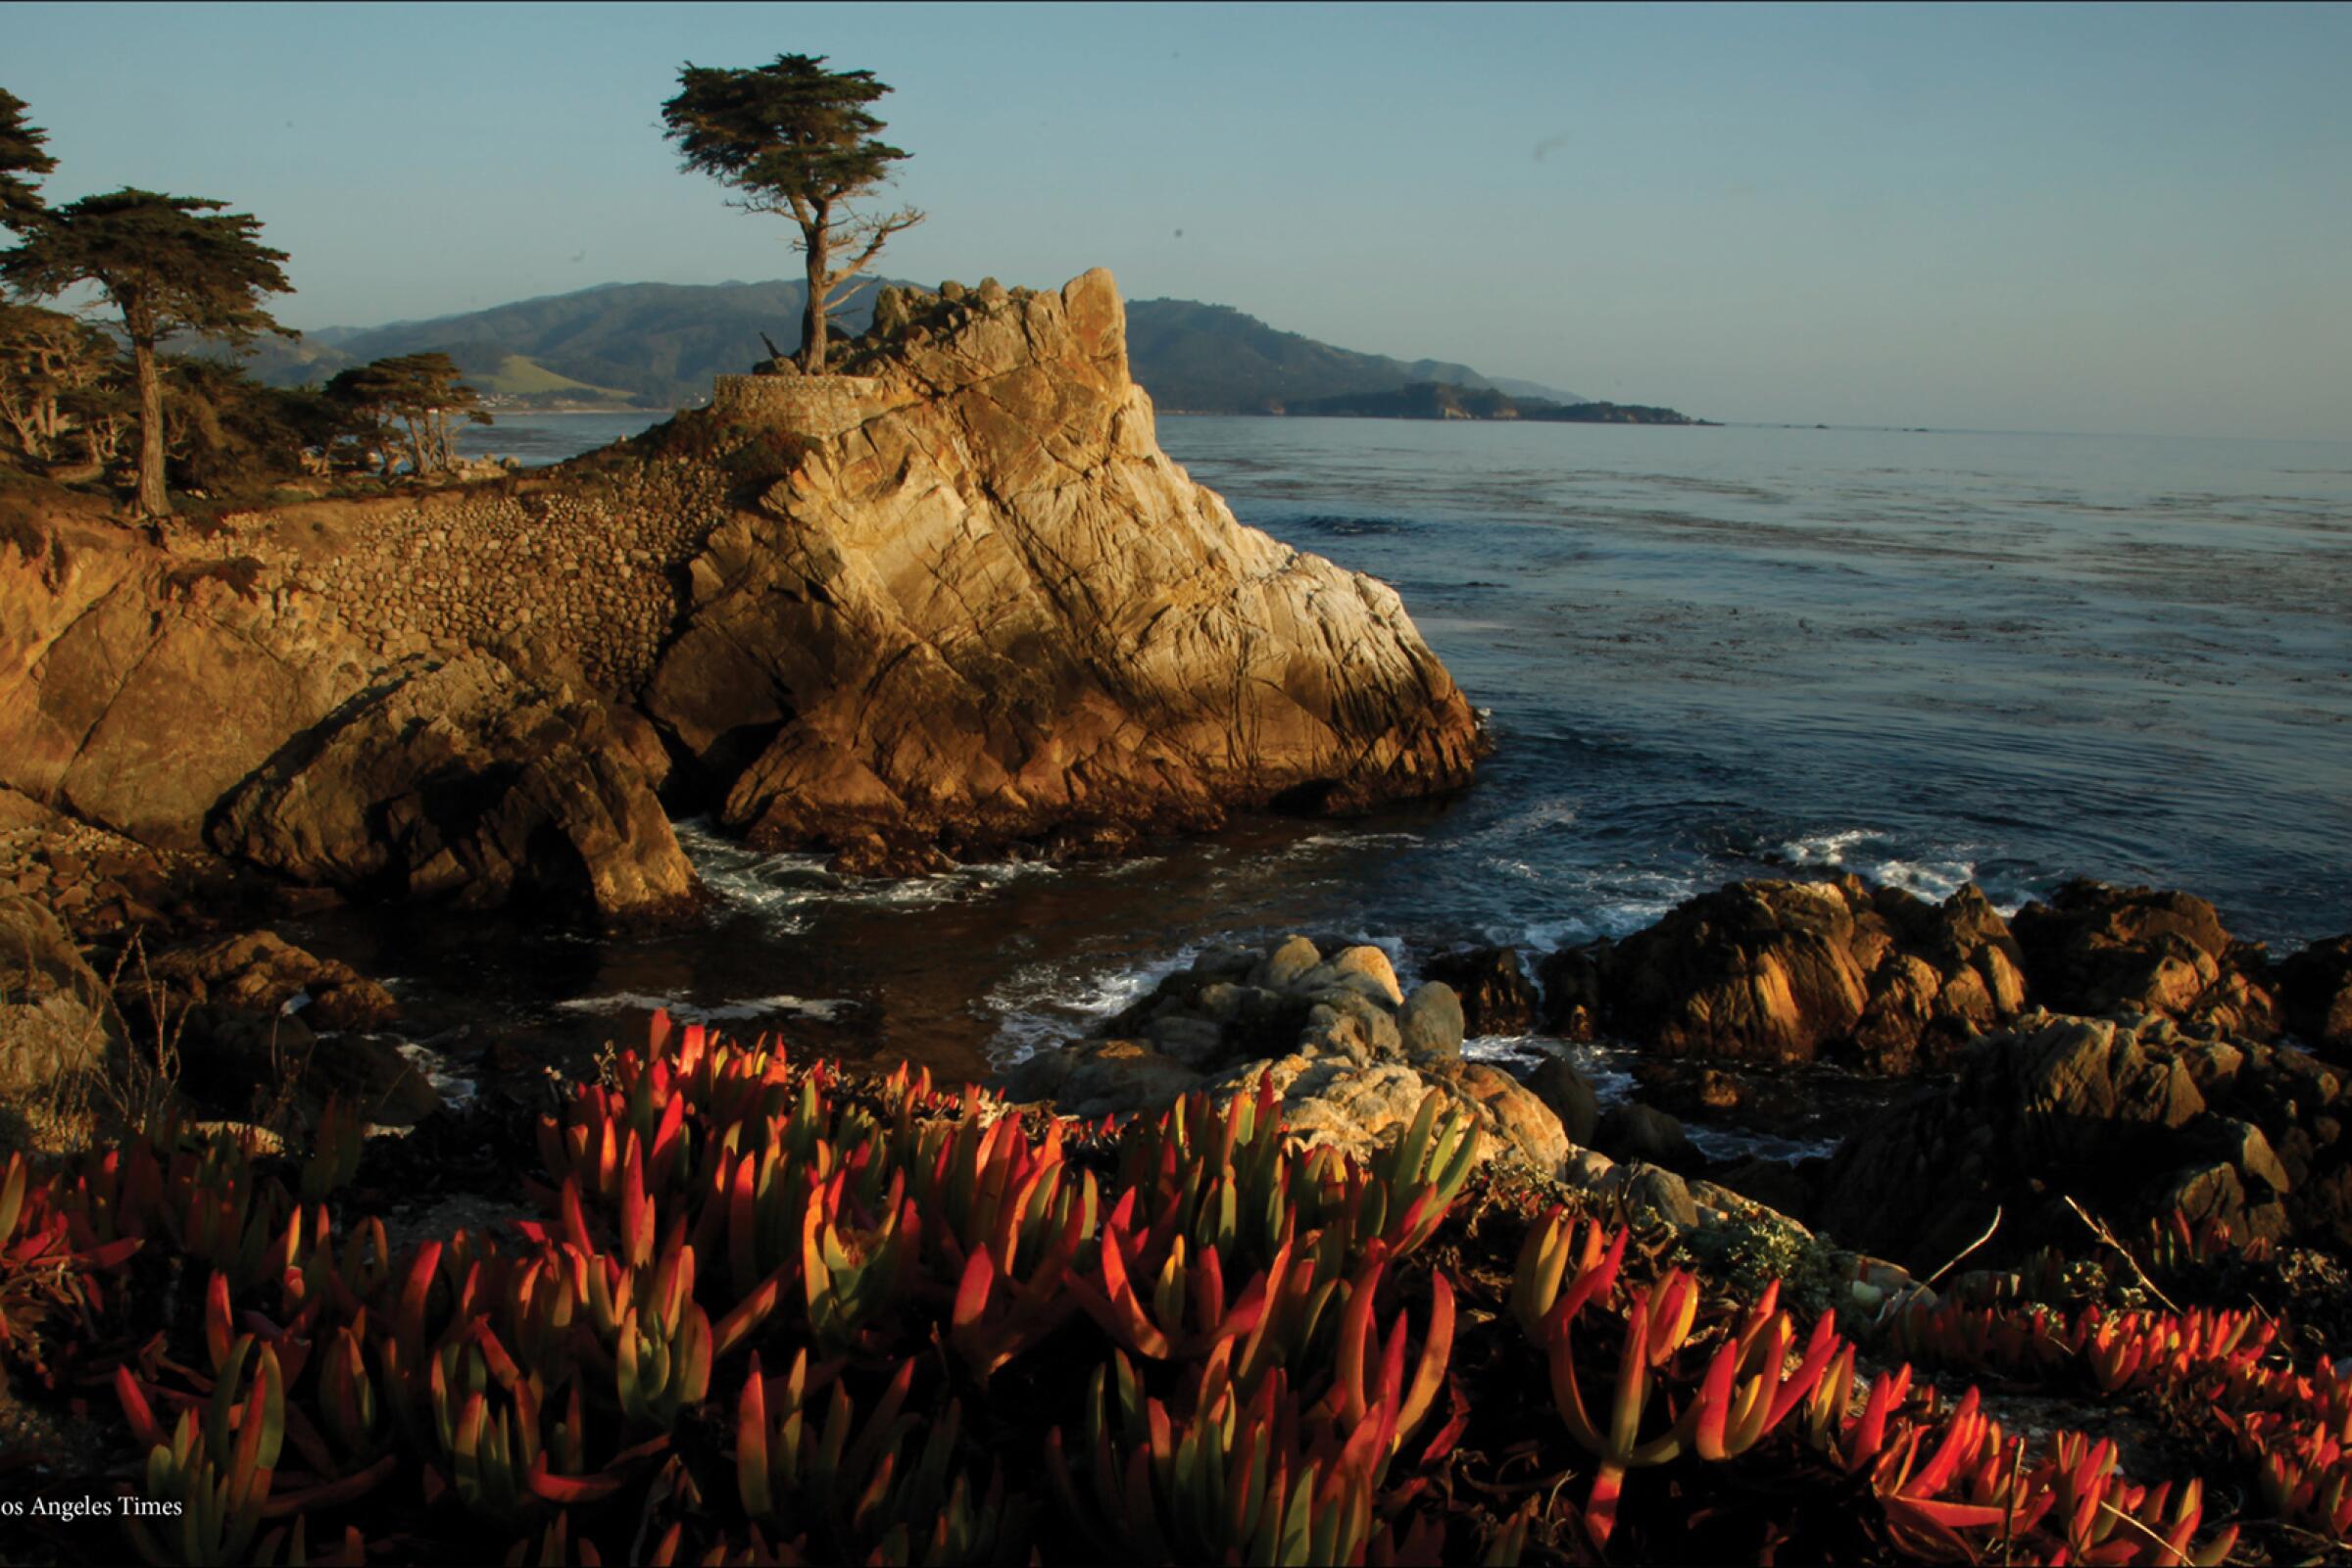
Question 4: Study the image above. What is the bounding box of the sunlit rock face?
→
[644,269,1489,872]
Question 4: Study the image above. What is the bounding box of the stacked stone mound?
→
[642,270,1488,872]
[1815,1010,2350,1272]
[1003,936,1562,1168]
[223,462,728,699]
[1539,877,2029,1073]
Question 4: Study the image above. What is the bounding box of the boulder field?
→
[0,269,1488,923]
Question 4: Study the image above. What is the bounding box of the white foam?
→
[1777,828,1977,904]
[674,816,1068,923]
[554,992,855,1024]
[398,1042,476,1106]
[984,944,1204,1068]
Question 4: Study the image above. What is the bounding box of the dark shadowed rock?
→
[1528,1054,1599,1145]
[2279,935,2352,1060]
[1814,1010,2346,1272]
[212,655,697,922]
[0,896,117,1099]
[2010,879,2280,1039]
[1711,1155,1814,1221]
[1596,1102,1703,1172]
[146,930,399,1033]
[1396,981,1465,1065]
[1541,877,2028,1072]
[172,1004,439,1127]
[1422,946,1539,1036]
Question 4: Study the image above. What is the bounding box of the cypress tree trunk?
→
[799,201,831,374]
[129,323,168,518]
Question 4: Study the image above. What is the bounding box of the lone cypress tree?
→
[2,190,291,516]
[662,54,923,374]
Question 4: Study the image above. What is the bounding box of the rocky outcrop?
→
[1540,877,2028,1073]
[5,269,1482,915]
[1000,936,1568,1179]
[0,522,372,853]
[0,895,116,1101]
[211,655,694,920]
[2010,879,2280,1040]
[1814,1010,2351,1272]
[145,930,399,1033]
[642,270,1487,868]
[0,509,696,924]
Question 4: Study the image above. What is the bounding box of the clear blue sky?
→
[6,1,2347,437]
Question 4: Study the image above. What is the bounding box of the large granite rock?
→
[2010,879,2280,1039]
[211,655,696,921]
[642,271,1487,867]
[1814,1010,2350,1271]
[0,511,692,924]
[0,524,370,852]
[1541,877,2028,1073]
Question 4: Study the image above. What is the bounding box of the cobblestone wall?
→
[224,460,729,700]
[709,374,891,439]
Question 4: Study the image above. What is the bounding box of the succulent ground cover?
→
[0,1016,2343,1564]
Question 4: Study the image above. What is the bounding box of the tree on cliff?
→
[0,88,56,229]
[661,54,923,374]
[325,352,489,476]
[0,190,290,516]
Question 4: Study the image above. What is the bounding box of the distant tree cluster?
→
[0,88,488,515]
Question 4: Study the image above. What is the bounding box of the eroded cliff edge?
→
[0,269,1488,919]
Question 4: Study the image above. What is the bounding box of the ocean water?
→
[300,416,2352,1099]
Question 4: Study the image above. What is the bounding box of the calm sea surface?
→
[324,415,2352,1109]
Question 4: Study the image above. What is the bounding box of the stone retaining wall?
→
[223,460,728,700]
[709,374,891,440]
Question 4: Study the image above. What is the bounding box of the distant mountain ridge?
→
[224,277,1592,415]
